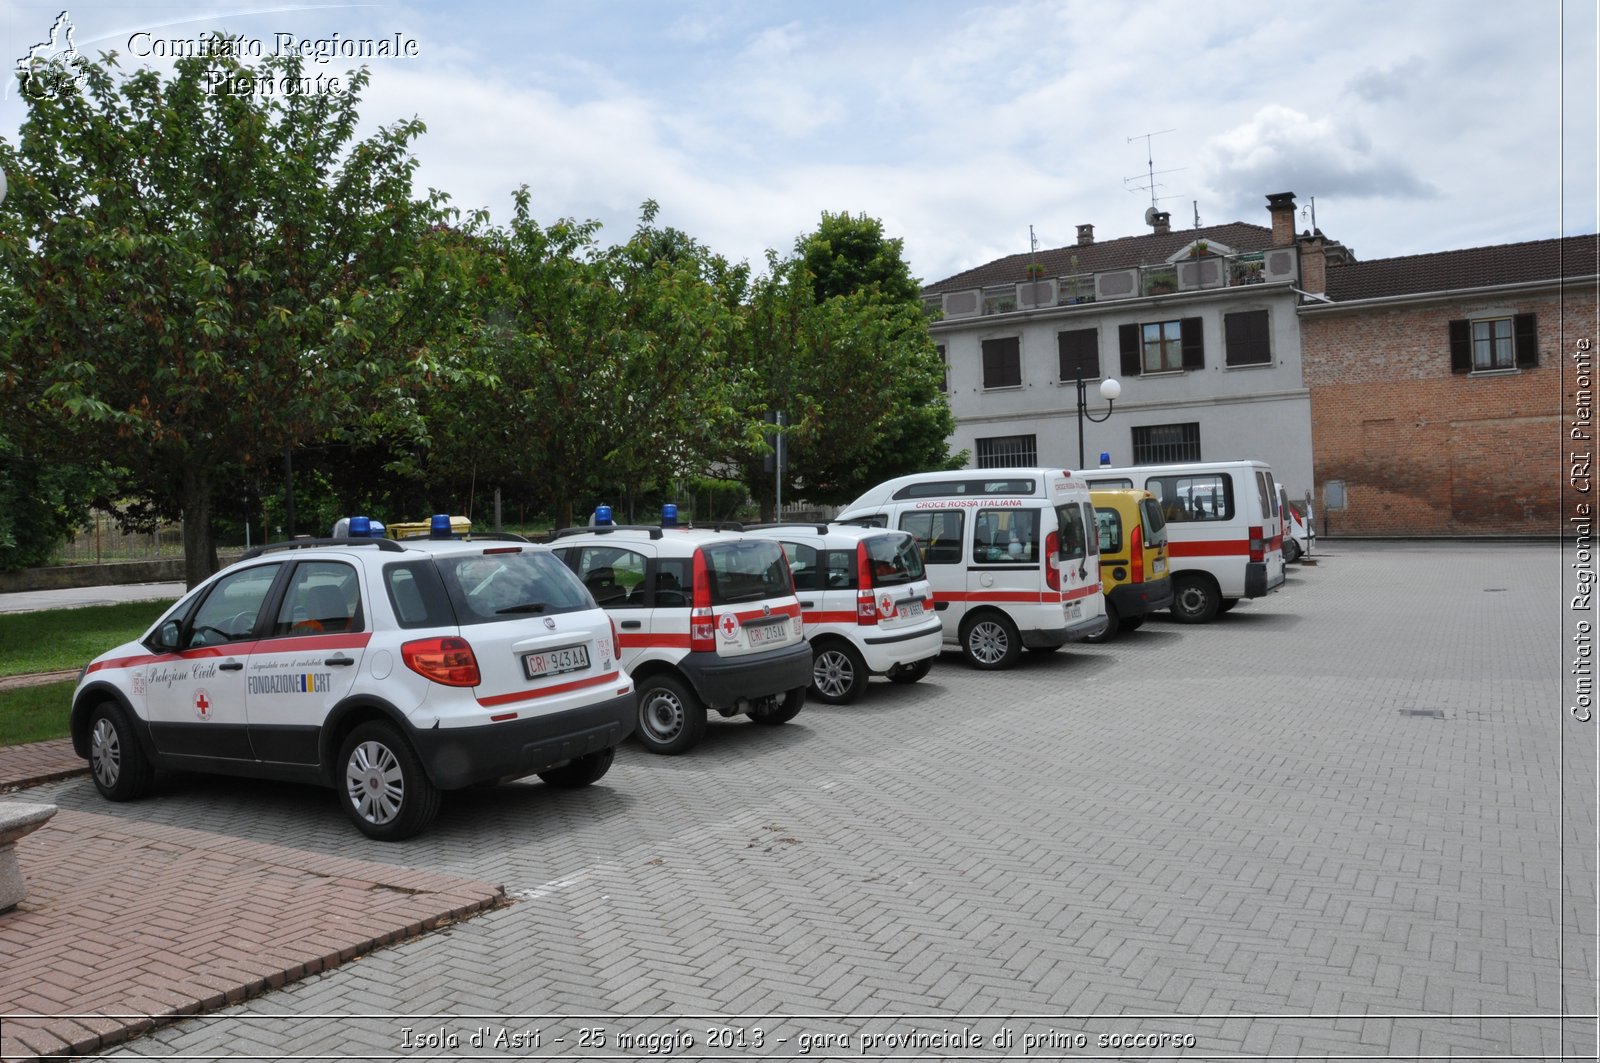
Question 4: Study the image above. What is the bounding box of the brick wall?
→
[1302,288,1595,535]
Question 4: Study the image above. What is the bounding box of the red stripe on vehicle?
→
[252,633,373,654]
[934,590,1057,604]
[1062,584,1100,602]
[618,633,691,649]
[803,610,859,625]
[478,670,622,708]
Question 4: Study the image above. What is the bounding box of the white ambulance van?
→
[835,468,1106,669]
[1078,460,1286,623]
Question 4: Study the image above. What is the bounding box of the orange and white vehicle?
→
[1079,460,1286,623]
[744,523,943,702]
[549,523,812,754]
[836,468,1106,669]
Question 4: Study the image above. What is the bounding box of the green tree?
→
[412,197,746,529]
[0,45,452,586]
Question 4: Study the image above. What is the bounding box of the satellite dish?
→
[1144,206,1158,225]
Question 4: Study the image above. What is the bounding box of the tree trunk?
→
[181,462,219,589]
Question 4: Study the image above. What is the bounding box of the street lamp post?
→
[1075,367,1121,469]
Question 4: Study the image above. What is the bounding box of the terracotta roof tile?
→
[1324,234,1598,301]
[923,222,1279,293]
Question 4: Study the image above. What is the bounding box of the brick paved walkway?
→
[0,809,503,1062]
[0,739,83,793]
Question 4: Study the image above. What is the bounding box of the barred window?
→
[976,434,1037,468]
[1132,423,1200,464]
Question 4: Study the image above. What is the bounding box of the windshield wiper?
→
[495,602,548,615]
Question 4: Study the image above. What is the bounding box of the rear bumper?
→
[1108,576,1174,618]
[678,640,814,710]
[1021,611,1108,648]
[413,692,636,789]
[859,617,945,673]
[1245,561,1285,597]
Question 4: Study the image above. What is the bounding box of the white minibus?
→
[1078,460,1286,623]
[836,468,1106,669]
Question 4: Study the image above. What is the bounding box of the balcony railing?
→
[928,248,1295,321]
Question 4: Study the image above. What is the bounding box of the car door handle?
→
[799,600,816,608]
[325,655,356,666]
[219,661,244,672]
[620,620,643,630]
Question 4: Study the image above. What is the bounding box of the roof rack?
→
[690,521,745,532]
[550,525,665,541]
[742,522,832,533]
[239,537,406,561]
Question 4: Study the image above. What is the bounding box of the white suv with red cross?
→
[744,523,942,703]
[549,524,813,754]
[70,533,635,840]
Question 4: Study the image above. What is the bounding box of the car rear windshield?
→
[387,550,594,628]
[701,540,793,605]
[864,533,924,585]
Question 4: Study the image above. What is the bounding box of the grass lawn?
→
[0,599,173,748]
[0,680,76,745]
[0,600,174,676]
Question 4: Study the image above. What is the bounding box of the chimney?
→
[1298,231,1327,295]
[1266,192,1297,246]
[1151,211,1170,235]
[1076,224,1094,246]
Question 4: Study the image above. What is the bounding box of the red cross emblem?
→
[194,689,212,720]
[878,592,895,617]
[718,613,741,640]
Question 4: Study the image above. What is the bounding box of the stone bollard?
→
[0,801,57,912]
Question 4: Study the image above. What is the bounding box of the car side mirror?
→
[152,620,182,651]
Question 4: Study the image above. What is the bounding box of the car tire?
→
[960,612,1021,670]
[538,747,615,789]
[1084,600,1119,643]
[338,721,440,842]
[749,686,806,726]
[87,702,155,802]
[635,675,707,754]
[811,641,868,704]
[1170,575,1221,624]
[886,658,933,684]
[1285,538,1302,563]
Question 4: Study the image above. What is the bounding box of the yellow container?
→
[387,515,472,540]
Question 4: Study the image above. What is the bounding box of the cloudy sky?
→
[1,0,1594,285]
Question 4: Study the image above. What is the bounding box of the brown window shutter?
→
[1514,314,1538,367]
[1180,317,1204,369]
[1119,324,1141,376]
[1057,329,1100,380]
[1449,319,1471,373]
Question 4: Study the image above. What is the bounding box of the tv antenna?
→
[1125,129,1185,224]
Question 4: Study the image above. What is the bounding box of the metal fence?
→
[55,512,187,564]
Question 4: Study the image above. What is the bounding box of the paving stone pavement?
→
[9,542,1596,1061]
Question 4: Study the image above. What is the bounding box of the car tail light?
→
[1044,530,1060,590]
[1130,524,1144,583]
[690,547,716,651]
[608,616,619,662]
[1248,526,1265,563]
[402,636,480,687]
[855,541,877,625]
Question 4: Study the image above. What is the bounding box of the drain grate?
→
[1400,708,1446,719]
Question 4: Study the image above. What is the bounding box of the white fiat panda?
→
[549,523,813,754]
[744,523,942,702]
